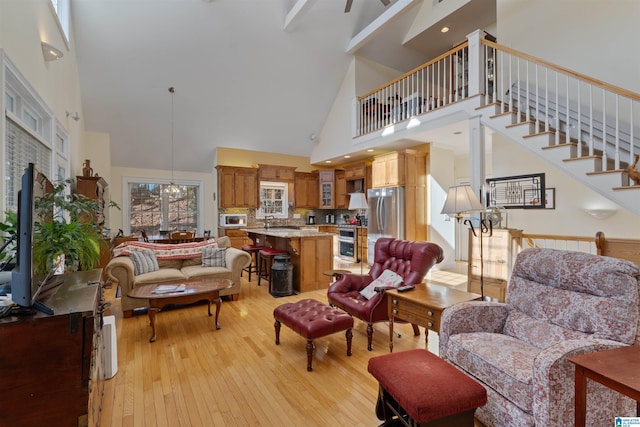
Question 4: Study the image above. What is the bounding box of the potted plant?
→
[0,210,18,269]
[31,178,113,274]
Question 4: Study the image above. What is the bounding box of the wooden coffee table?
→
[387,281,481,352]
[128,278,233,342]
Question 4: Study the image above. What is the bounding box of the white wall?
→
[497,0,639,93]
[82,131,111,188]
[0,0,86,179]
[428,146,457,269]
[311,56,405,163]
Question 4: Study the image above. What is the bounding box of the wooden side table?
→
[387,282,481,352]
[569,345,640,426]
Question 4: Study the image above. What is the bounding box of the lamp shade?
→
[441,185,484,216]
[348,192,368,210]
[41,42,63,61]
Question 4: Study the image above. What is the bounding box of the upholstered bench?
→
[368,349,487,426]
[273,298,354,371]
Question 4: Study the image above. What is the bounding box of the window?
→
[4,92,14,113]
[49,0,70,46]
[258,181,288,218]
[5,118,52,211]
[126,180,201,236]
[3,53,64,213]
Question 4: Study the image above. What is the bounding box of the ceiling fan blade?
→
[380,0,390,5]
[344,0,353,13]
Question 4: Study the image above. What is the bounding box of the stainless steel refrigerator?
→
[367,186,405,264]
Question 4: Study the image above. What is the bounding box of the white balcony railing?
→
[355,30,640,173]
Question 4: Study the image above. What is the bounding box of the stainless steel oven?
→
[338,226,358,262]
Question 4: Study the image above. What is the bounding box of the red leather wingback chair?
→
[327,237,444,350]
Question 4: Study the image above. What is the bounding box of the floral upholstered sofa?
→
[439,248,640,427]
[105,236,250,317]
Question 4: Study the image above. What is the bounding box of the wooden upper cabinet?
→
[334,170,348,209]
[371,152,405,188]
[319,170,335,209]
[294,172,319,209]
[216,166,258,208]
[344,162,366,180]
[235,168,259,208]
[258,164,296,182]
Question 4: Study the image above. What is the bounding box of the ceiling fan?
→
[344,0,390,13]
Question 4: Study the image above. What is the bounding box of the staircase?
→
[354,30,640,216]
[475,91,640,215]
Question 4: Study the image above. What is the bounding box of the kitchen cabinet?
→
[334,170,348,209]
[245,230,333,293]
[218,228,251,249]
[372,151,405,188]
[344,162,367,180]
[258,164,296,182]
[294,172,319,209]
[216,166,258,209]
[319,170,335,209]
[467,228,523,301]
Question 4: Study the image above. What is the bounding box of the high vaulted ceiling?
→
[72,0,495,173]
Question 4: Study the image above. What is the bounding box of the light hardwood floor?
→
[100,264,469,427]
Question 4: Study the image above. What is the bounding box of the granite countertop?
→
[243,227,334,238]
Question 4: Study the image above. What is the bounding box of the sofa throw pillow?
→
[360,269,404,300]
[202,247,227,268]
[130,250,160,275]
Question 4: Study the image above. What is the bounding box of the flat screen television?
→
[10,163,56,314]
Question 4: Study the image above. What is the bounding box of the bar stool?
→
[241,244,265,282]
[258,248,287,287]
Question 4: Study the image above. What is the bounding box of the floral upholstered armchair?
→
[439,248,640,427]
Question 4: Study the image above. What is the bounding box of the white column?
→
[468,115,485,205]
[466,29,483,98]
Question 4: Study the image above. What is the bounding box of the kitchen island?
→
[244,228,334,293]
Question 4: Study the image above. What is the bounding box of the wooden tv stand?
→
[0,269,106,426]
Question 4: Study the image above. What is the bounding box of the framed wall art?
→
[486,173,545,209]
[544,188,555,209]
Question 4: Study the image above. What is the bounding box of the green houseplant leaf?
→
[31,178,106,274]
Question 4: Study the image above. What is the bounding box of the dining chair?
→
[170,231,195,243]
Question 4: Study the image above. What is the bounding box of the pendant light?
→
[165,86,182,197]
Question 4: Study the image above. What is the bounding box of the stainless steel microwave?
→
[219,214,248,227]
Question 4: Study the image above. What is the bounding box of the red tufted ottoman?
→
[273,298,354,371]
[368,349,487,426]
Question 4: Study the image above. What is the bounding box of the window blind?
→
[5,117,52,211]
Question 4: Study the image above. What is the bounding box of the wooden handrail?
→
[521,233,595,243]
[521,233,597,254]
[481,39,640,102]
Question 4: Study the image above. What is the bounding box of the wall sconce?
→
[584,208,618,220]
[41,42,63,61]
[66,111,80,121]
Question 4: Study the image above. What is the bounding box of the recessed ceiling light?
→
[344,155,351,158]
[367,149,374,152]
[325,160,332,163]
[441,26,449,33]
